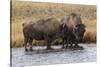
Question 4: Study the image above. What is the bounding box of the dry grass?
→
[83,29,96,43]
[11,0,96,48]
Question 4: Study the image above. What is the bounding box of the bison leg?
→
[46,43,53,50]
[62,45,65,49]
[46,39,53,50]
[29,38,33,51]
[62,40,66,49]
[65,37,70,48]
[24,39,28,51]
[65,42,69,48]
[44,35,52,50]
[74,41,81,48]
[74,41,78,47]
[62,44,65,49]
[69,42,73,48]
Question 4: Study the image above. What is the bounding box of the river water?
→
[11,44,96,67]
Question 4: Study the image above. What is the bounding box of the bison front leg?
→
[74,40,79,48]
[62,40,66,49]
[74,41,83,49]
[74,43,83,49]
[69,42,73,48]
[65,37,70,48]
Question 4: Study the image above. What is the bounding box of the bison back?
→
[23,18,61,36]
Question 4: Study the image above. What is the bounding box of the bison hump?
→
[33,18,61,34]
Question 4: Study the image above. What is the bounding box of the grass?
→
[11,0,96,48]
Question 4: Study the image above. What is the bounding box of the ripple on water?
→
[11,44,97,67]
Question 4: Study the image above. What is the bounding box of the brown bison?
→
[23,17,68,51]
[61,13,86,48]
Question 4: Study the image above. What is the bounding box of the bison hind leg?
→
[29,38,33,51]
[24,38,28,52]
[24,37,33,51]
[46,43,53,50]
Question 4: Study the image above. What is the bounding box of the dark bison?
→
[23,18,68,51]
[61,13,86,48]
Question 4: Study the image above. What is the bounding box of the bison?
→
[23,17,68,51]
[61,13,86,48]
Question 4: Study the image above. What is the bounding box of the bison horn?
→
[61,23,66,28]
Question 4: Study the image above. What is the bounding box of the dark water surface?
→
[11,44,96,67]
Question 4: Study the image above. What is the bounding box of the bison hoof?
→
[78,46,84,49]
[74,45,83,49]
[65,46,69,49]
[25,49,28,52]
[62,46,66,49]
[69,46,74,48]
[74,45,79,48]
[46,47,53,50]
[30,48,33,51]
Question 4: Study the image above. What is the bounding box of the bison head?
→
[74,24,86,42]
[58,23,68,38]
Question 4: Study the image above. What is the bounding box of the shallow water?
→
[11,44,96,67]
